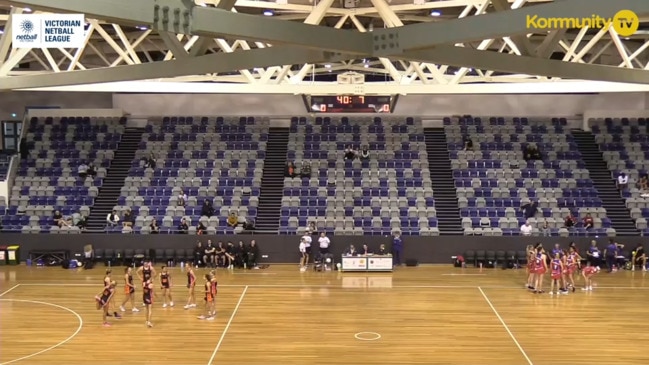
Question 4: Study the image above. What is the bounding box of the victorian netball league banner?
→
[12,13,85,48]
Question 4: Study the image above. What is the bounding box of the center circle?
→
[0,299,83,365]
[354,331,382,341]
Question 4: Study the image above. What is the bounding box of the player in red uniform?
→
[525,245,536,290]
[160,266,174,308]
[184,263,197,309]
[95,280,116,327]
[582,265,600,291]
[197,273,216,321]
[565,247,581,292]
[119,266,139,312]
[549,252,565,295]
[532,247,548,294]
[209,270,218,317]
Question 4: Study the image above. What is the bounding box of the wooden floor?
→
[1,264,648,365]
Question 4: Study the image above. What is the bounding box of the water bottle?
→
[180,261,185,270]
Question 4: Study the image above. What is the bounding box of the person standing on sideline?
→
[604,239,619,273]
[301,230,312,267]
[392,232,403,266]
[318,232,330,255]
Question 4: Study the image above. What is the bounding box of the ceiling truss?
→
[0,0,649,93]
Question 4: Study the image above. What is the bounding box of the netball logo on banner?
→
[12,14,86,48]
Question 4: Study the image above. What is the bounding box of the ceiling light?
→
[24,7,32,12]
[364,64,369,68]
[199,2,207,6]
[430,10,441,17]
[324,64,331,68]
[263,10,274,16]
[0,30,4,34]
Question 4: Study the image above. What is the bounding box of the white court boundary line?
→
[207,285,248,365]
[478,287,533,365]
[0,298,83,365]
[0,284,20,297]
[15,283,649,290]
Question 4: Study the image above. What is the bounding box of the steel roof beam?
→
[0,46,346,90]
[389,0,649,52]
[401,46,649,84]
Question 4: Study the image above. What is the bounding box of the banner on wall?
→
[12,13,85,48]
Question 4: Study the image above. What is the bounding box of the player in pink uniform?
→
[525,245,536,290]
[564,247,581,292]
[532,247,548,294]
[581,265,600,291]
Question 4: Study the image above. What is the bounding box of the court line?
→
[0,284,20,297]
[207,285,249,365]
[478,287,533,365]
[15,283,649,290]
[441,273,487,276]
[0,298,83,365]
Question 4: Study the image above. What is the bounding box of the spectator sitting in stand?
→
[520,220,533,236]
[617,172,629,190]
[143,153,156,169]
[462,135,473,151]
[227,212,239,228]
[78,162,88,178]
[541,221,551,236]
[308,221,317,234]
[197,221,207,235]
[564,213,577,228]
[106,210,120,227]
[122,208,134,228]
[523,145,542,161]
[53,210,71,228]
[243,219,255,230]
[150,218,160,234]
[178,218,189,234]
[74,213,88,230]
[86,163,97,178]
[284,162,296,177]
[344,145,356,160]
[360,145,370,160]
[637,175,649,191]
[300,161,312,178]
[177,189,187,207]
[201,199,214,217]
[583,213,594,230]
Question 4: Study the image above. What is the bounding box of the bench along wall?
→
[1,234,640,264]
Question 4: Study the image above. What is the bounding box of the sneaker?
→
[114,312,122,319]
[581,287,588,291]
[191,304,197,308]
[132,308,140,312]
[549,292,554,295]
[197,315,206,320]
[103,322,111,327]
[162,303,167,308]
[184,305,191,309]
[147,322,153,328]
[207,316,215,321]
[119,306,126,312]
[169,302,174,307]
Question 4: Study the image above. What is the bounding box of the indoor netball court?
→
[0,265,647,365]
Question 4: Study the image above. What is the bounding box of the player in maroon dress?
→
[582,265,600,291]
[532,247,548,294]
[549,252,564,295]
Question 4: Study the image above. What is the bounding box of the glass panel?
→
[4,122,13,135]
[4,137,15,150]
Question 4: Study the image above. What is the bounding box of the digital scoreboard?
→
[304,95,395,113]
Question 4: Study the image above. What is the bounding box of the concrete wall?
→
[0,91,113,120]
[2,234,639,264]
[113,93,649,118]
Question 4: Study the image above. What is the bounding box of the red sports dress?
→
[551,259,562,280]
[534,254,546,274]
